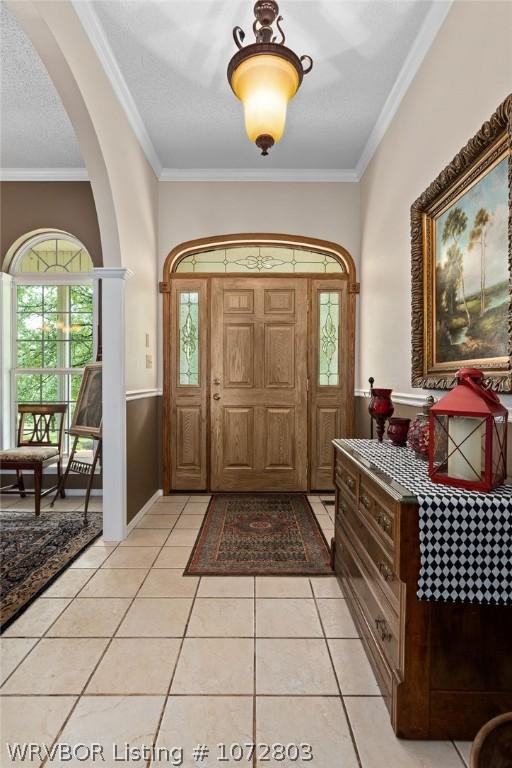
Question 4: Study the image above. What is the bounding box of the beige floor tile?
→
[174,515,203,530]
[197,576,254,598]
[79,568,148,598]
[455,742,471,767]
[329,639,380,694]
[172,638,254,694]
[46,598,130,637]
[188,598,254,637]
[317,599,359,637]
[0,697,76,766]
[307,495,321,502]
[138,569,199,598]
[309,502,327,514]
[345,697,464,768]
[161,495,189,503]
[256,598,322,637]
[54,696,164,768]
[1,638,108,694]
[43,568,97,598]
[0,638,37,684]
[315,512,332,523]
[154,696,253,767]
[183,502,209,514]
[91,539,118,549]
[320,527,335,539]
[189,495,211,502]
[256,697,359,768]
[256,639,338,695]
[101,546,160,569]
[310,576,344,598]
[116,597,192,637]
[256,576,312,598]
[165,528,199,546]
[154,546,192,568]
[137,514,179,529]
[119,528,169,547]
[149,501,186,515]
[86,638,180,694]
[70,546,115,568]
[3,598,71,637]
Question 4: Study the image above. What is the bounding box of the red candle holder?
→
[369,388,394,442]
[387,417,411,447]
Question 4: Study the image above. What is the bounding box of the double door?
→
[167,275,352,492]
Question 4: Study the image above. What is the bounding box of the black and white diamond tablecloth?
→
[342,439,512,605]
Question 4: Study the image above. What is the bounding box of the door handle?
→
[212,393,221,400]
[213,377,221,385]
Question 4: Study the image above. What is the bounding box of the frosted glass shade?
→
[231,54,300,145]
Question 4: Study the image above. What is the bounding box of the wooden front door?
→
[210,277,308,491]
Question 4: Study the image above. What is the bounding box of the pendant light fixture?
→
[227,1,313,156]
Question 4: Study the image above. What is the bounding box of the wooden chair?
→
[0,404,67,516]
[470,712,512,768]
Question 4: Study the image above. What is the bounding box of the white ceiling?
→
[0,0,450,177]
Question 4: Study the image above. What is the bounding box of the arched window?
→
[175,244,344,273]
[7,232,96,452]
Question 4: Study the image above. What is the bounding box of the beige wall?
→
[358,0,512,414]
[158,182,360,266]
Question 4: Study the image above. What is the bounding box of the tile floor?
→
[0,493,472,767]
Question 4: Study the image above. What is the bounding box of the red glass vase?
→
[387,417,411,447]
[408,395,435,459]
[368,388,394,442]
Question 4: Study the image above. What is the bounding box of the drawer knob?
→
[375,616,392,642]
[377,561,394,581]
[344,474,355,491]
[360,493,371,510]
[377,513,392,535]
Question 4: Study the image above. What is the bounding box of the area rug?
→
[0,509,102,632]
[185,494,333,576]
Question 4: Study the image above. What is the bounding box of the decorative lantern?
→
[429,368,508,492]
[228,1,313,156]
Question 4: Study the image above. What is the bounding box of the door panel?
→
[211,277,308,491]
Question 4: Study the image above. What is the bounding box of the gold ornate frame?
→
[411,94,512,392]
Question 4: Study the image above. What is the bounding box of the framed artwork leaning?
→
[70,362,102,437]
[411,94,511,392]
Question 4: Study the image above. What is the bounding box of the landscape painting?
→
[433,156,509,366]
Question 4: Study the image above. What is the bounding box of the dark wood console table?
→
[332,438,512,740]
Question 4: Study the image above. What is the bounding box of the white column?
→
[93,267,132,541]
[0,273,13,449]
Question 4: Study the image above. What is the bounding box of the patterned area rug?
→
[0,509,102,632]
[185,494,333,576]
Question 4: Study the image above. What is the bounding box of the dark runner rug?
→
[0,509,102,632]
[185,493,333,576]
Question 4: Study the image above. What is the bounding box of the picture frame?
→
[411,94,511,392]
[70,362,102,437]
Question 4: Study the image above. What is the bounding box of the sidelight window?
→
[319,291,340,386]
[179,291,199,385]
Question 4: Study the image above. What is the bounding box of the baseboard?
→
[126,489,163,533]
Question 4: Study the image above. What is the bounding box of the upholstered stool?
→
[0,404,67,516]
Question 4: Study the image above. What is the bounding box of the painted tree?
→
[442,207,470,326]
[468,207,491,316]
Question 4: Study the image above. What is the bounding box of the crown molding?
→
[355,0,453,180]
[159,168,359,182]
[0,168,88,181]
[71,0,162,179]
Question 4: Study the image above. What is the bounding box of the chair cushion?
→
[0,446,59,462]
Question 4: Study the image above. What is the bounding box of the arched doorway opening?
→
[160,234,359,493]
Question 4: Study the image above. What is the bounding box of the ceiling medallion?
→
[227,0,313,156]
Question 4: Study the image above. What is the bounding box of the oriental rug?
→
[0,509,102,632]
[185,493,333,576]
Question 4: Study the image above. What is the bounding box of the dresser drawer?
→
[335,453,358,504]
[359,476,395,551]
[342,502,400,614]
[337,526,399,672]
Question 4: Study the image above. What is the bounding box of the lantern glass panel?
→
[433,413,488,482]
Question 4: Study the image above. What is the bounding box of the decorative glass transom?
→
[175,246,343,273]
[15,238,93,273]
[179,292,199,385]
[319,292,340,386]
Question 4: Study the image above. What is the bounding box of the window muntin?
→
[179,291,199,385]
[319,291,340,386]
[175,245,343,273]
[11,235,95,451]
